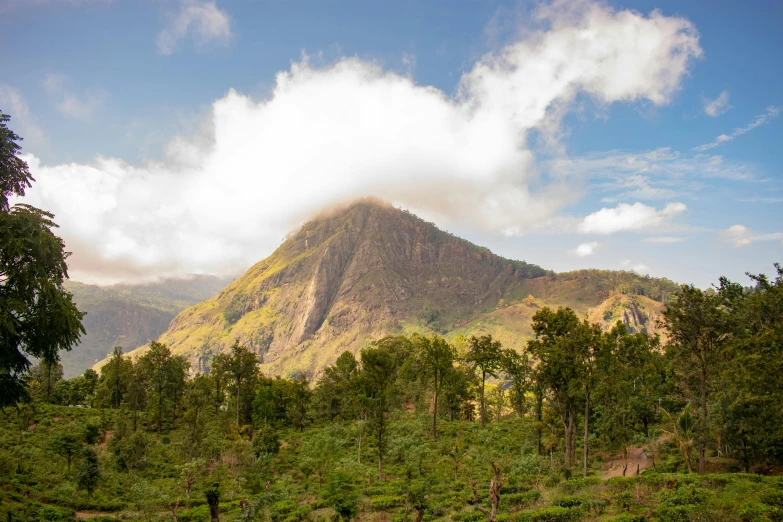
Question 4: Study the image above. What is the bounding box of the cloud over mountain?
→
[20,0,702,283]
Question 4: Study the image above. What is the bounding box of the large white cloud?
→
[19,0,702,284]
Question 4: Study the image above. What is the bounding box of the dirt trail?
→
[602,446,653,478]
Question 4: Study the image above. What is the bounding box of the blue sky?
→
[1,0,781,287]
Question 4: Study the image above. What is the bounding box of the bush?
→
[551,496,583,508]
[519,506,584,522]
[736,502,775,522]
[370,495,404,509]
[37,505,76,522]
[653,505,696,522]
[609,515,647,522]
[270,499,299,521]
[504,490,541,508]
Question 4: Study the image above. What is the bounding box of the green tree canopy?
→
[0,113,84,407]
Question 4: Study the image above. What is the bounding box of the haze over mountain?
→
[62,275,233,378]
[101,200,677,378]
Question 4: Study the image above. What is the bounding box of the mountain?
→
[61,275,233,378]
[110,199,678,378]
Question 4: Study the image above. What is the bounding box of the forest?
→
[2,263,782,522]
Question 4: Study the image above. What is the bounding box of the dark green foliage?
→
[322,471,359,521]
[253,425,281,456]
[0,112,85,407]
[76,447,100,497]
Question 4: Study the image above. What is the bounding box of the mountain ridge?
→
[100,200,677,377]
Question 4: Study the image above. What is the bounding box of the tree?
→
[183,375,210,458]
[29,361,63,403]
[180,459,205,500]
[715,265,783,468]
[502,350,531,419]
[76,447,100,497]
[322,471,359,521]
[415,335,456,440]
[527,307,585,469]
[49,424,82,472]
[662,285,728,474]
[222,341,259,426]
[137,341,189,432]
[0,112,84,407]
[465,335,504,428]
[357,337,408,481]
[315,351,359,420]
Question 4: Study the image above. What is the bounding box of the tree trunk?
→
[236,378,241,427]
[377,410,384,482]
[432,383,439,441]
[480,369,486,429]
[583,384,590,477]
[699,365,707,474]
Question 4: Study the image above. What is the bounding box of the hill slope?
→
[114,200,677,378]
[62,276,233,378]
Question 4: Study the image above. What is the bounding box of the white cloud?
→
[0,85,46,149]
[703,90,731,117]
[643,236,685,243]
[44,73,107,121]
[19,1,702,283]
[569,242,600,257]
[720,224,783,248]
[694,105,782,151]
[157,0,232,55]
[579,202,686,235]
[632,263,650,274]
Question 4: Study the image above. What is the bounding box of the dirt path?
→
[602,446,653,478]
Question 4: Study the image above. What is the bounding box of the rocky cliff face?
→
[587,293,665,336]
[127,200,549,376]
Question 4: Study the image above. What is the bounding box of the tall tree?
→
[357,337,409,481]
[137,341,189,431]
[465,335,504,428]
[662,285,728,474]
[527,307,584,469]
[0,112,84,407]
[415,335,456,440]
[222,341,259,426]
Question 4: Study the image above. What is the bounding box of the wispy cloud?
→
[694,105,782,151]
[703,90,731,117]
[643,236,685,244]
[720,224,783,247]
[157,0,232,55]
[0,85,46,149]
[44,73,107,121]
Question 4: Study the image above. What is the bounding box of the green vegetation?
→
[0,111,85,407]
[3,265,782,521]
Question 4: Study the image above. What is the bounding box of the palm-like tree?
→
[661,406,696,473]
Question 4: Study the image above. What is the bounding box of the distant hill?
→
[108,200,678,378]
[62,275,233,378]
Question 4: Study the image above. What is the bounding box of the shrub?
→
[560,479,585,494]
[609,515,647,522]
[551,496,583,508]
[370,495,404,509]
[736,502,774,522]
[518,506,584,522]
[504,490,541,508]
